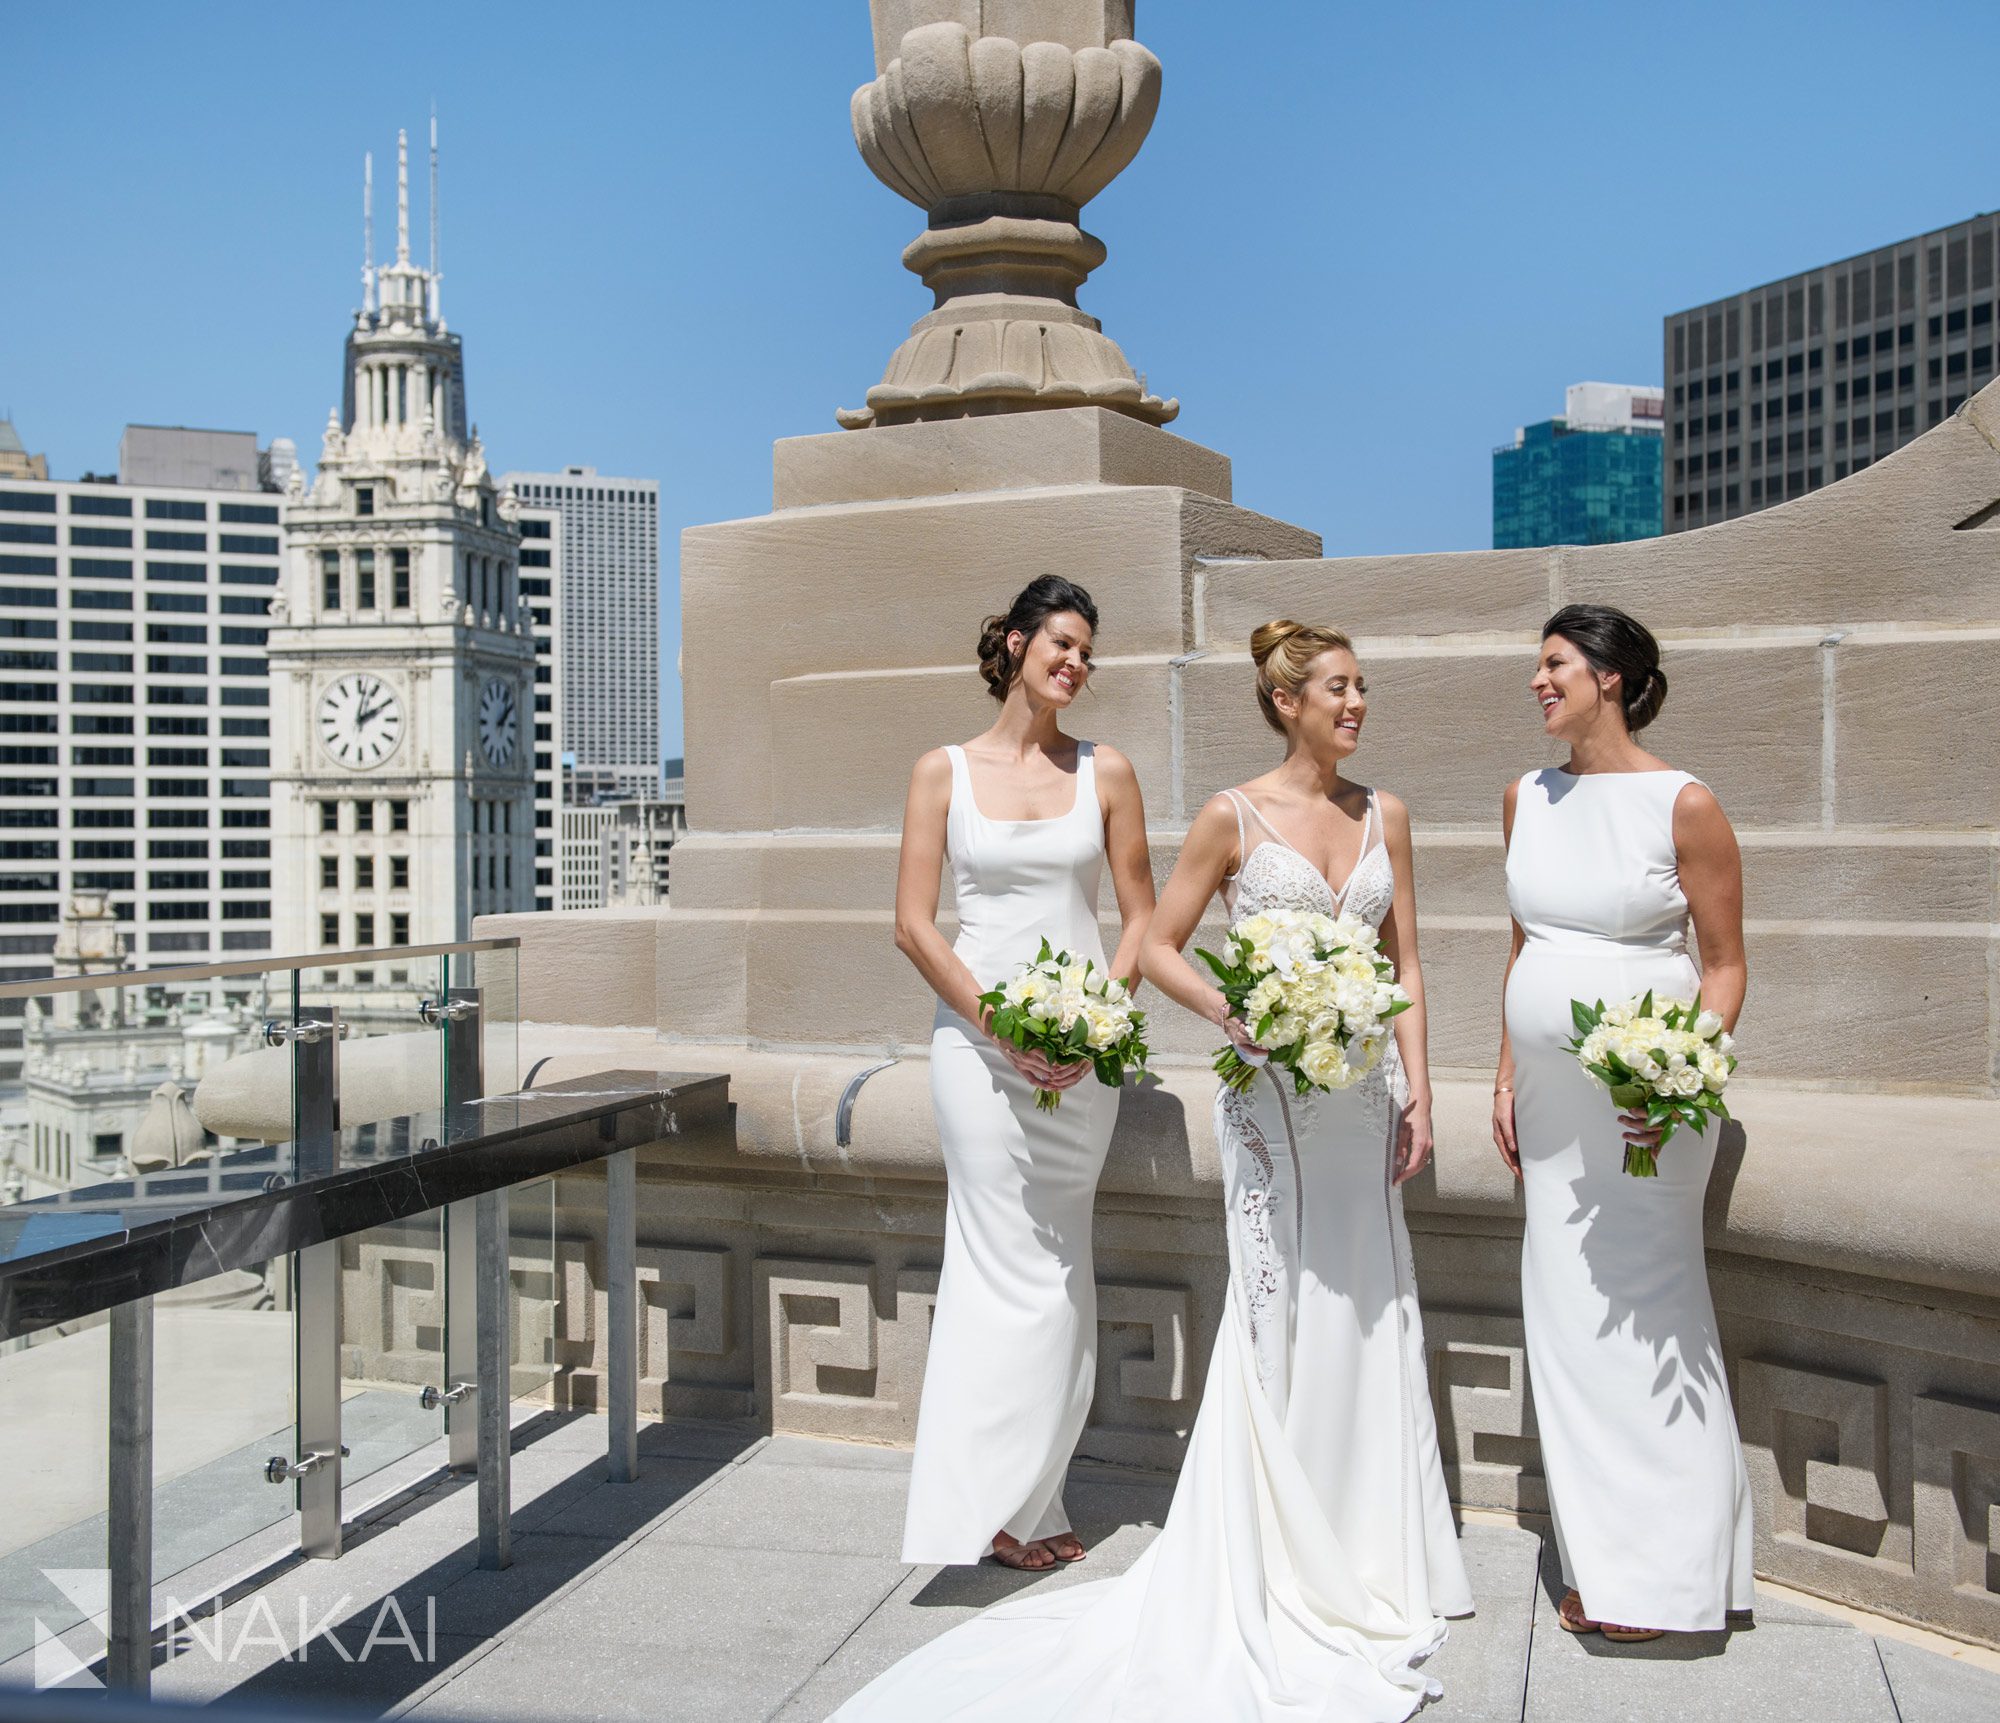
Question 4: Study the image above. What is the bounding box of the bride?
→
[834,620,1472,1722]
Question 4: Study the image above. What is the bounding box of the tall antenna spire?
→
[395,128,411,265]
[428,106,442,324]
[362,151,375,313]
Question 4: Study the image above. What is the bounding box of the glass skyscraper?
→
[1492,382,1664,549]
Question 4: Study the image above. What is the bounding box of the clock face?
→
[318,673,404,769]
[478,679,518,767]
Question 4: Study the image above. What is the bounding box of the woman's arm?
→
[1138,796,1261,1052]
[1674,782,1748,1029]
[1094,744,1158,994]
[1492,779,1525,1178]
[1376,794,1433,1185]
[892,749,989,1026]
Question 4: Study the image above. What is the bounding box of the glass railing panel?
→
[0,956,314,1670]
[0,1313,110,1671]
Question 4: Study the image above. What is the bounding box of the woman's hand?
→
[1492,1083,1521,1179]
[994,1036,1092,1092]
[1619,1107,1664,1155]
[1220,1014,1268,1060]
[1394,1100,1434,1187]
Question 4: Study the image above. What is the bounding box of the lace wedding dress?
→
[836,785,1472,1722]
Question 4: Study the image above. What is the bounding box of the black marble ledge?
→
[0,1070,728,1343]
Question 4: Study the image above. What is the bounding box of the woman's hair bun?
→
[1249,619,1354,736]
[1541,603,1668,732]
[975,575,1099,701]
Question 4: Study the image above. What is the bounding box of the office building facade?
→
[0,425,288,1083]
[501,466,659,804]
[1665,210,2000,532]
[1493,382,1664,548]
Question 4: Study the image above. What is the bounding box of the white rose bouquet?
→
[1566,991,1737,1177]
[978,938,1150,1112]
[1195,908,1410,1096]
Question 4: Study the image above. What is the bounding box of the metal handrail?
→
[0,934,521,1000]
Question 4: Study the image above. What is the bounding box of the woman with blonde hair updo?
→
[838,619,1472,1723]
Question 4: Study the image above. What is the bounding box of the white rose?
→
[1693,1010,1724,1040]
[1671,1065,1704,1098]
[1298,1041,1350,1089]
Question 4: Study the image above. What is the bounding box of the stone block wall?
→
[468,386,2000,1645]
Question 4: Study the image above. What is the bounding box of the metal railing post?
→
[290,1007,344,1560]
[475,1185,511,1570]
[106,1294,154,1692]
[432,984,484,1473]
[605,1149,638,1483]
[441,1199,479,1472]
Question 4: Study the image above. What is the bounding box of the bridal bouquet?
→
[1195,909,1410,1096]
[1566,992,1737,1177]
[979,939,1149,1111]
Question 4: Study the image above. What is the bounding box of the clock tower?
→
[272,126,535,968]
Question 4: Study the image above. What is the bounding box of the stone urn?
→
[840,0,1177,429]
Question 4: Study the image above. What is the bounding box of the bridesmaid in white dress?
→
[893,575,1157,1572]
[837,620,1471,1722]
[1492,603,1754,1640]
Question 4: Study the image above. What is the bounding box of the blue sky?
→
[7,2,1995,758]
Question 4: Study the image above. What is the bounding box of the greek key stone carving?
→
[640,1244,732,1365]
[1913,1393,2000,1609]
[1739,1360,1892,1563]
[541,1238,740,1414]
[341,1239,442,1384]
[1424,1309,1544,1513]
[1098,1283,1192,1406]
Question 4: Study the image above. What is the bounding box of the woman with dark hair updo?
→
[842,620,1472,1722]
[1493,602,1753,1642]
[890,574,1155,1573]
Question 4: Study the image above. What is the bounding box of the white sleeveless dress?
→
[839,786,1472,1723]
[1504,767,1754,1631]
[901,741,1120,1564]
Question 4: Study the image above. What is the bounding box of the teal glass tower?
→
[1493,383,1664,548]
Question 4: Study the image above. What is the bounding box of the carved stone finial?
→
[841,2,1175,429]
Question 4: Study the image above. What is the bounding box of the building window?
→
[356,485,374,518]
[389,799,409,831]
[391,912,409,945]
[356,549,376,610]
[319,800,339,833]
[355,801,375,832]
[355,854,375,890]
[145,499,206,522]
[320,855,338,890]
[321,912,340,948]
[391,855,410,889]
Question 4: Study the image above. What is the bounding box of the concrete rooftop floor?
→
[9,1411,1998,1722]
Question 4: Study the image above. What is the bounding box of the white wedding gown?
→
[1504,767,1754,1631]
[838,787,1472,1722]
[901,740,1120,1564]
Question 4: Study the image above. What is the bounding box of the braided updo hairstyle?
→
[1542,603,1668,732]
[1250,618,1355,735]
[976,576,1100,702]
